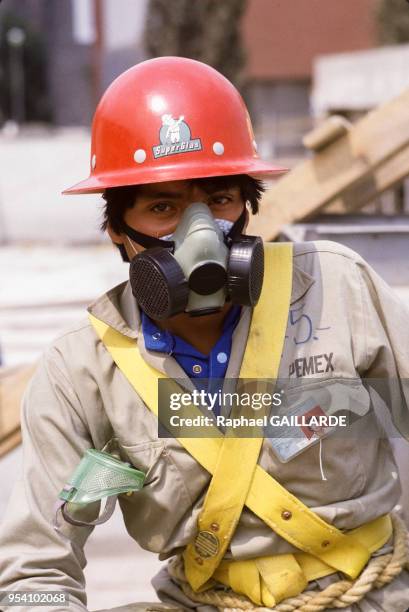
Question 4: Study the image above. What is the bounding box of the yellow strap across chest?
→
[183,243,293,589]
[89,242,391,606]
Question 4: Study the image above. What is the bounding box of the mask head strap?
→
[117,205,246,254]
[125,235,139,257]
[119,220,175,251]
[225,206,247,246]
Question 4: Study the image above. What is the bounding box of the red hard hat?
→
[63,57,287,194]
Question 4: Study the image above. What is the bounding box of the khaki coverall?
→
[0,241,409,612]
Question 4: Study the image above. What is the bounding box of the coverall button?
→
[192,364,202,374]
[152,332,161,340]
[195,557,204,565]
[216,352,228,364]
[321,540,331,548]
[210,522,220,532]
[281,510,292,520]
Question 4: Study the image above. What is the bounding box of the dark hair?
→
[101,174,265,261]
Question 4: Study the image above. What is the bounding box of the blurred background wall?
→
[0,0,382,138]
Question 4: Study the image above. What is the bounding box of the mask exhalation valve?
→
[188,262,227,295]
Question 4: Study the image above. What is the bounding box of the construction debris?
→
[248,88,409,240]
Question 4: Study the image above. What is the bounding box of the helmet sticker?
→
[153,114,202,159]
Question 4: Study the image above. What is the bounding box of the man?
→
[0,57,408,612]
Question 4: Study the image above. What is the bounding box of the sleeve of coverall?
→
[355,258,409,440]
[0,348,99,612]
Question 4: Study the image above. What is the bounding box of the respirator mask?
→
[121,203,264,319]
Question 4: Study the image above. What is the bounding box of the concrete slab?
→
[0,244,127,365]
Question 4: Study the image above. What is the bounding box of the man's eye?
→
[151,202,173,213]
[210,195,231,206]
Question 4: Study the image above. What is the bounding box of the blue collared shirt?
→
[142,305,241,414]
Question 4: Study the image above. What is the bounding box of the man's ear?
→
[106,224,131,262]
[107,224,124,244]
[106,225,130,262]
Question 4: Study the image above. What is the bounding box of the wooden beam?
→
[0,429,22,459]
[248,89,409,240]
[0,364,36,458]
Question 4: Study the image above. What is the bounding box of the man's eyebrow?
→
[138,185,236,199]
[140,190,184,199]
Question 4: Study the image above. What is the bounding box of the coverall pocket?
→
[263,377,372,505]
[117,439,197,552]
[120,439,166,482]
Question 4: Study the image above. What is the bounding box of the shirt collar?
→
[142,304,242,356]
[87,280,140,339]
[291,264,315,304]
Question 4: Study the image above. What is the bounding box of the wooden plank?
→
[0,365,36,457]
[0,428,22,459]
[332,142,409,213]
[248,89,409,240]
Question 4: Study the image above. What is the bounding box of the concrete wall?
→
[242,0,378,80]
[312,44,409,116]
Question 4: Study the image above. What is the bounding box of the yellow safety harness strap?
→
[88,243,391,599]
[183,243,293,589]
[211,513,391,607]
[212,556,303,608]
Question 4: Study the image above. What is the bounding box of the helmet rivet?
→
[212,141,224,156]
[253,140,258,152]
[134,149,147,164]
[91,154,96,170]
